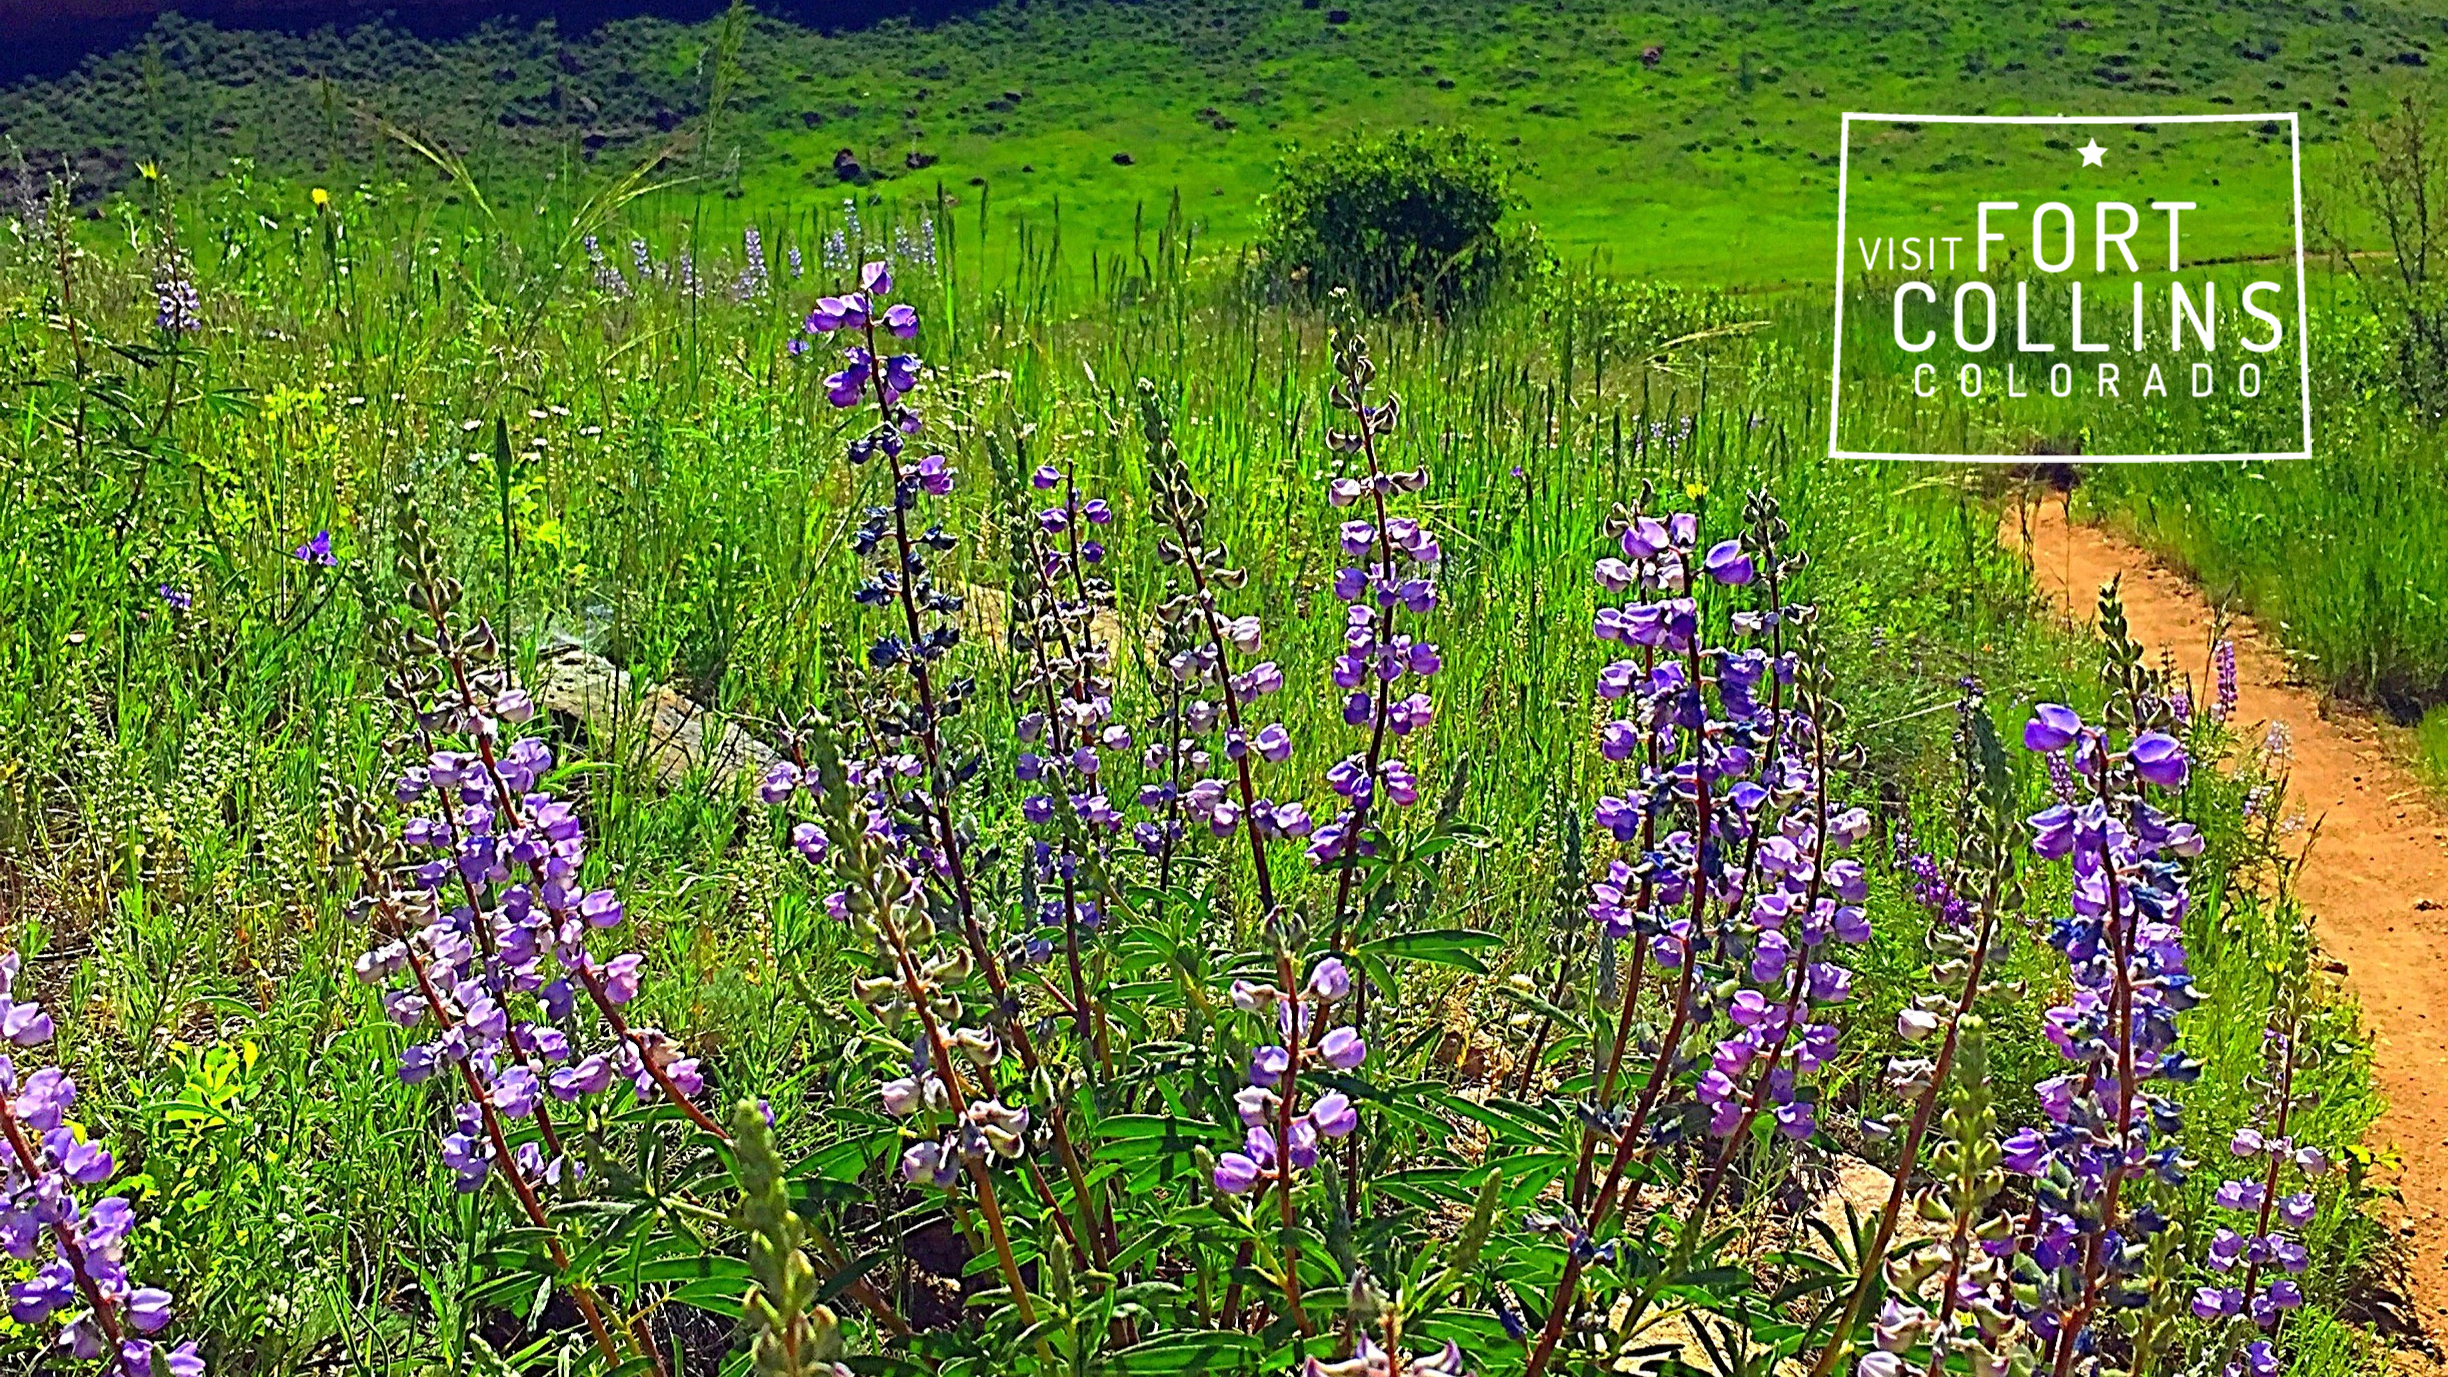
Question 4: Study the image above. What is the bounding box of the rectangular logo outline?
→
[1826,111,2313,464]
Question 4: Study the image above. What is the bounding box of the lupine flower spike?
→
[2008,583,2205,1377]
[1139,380,1302,916]
[1315,295,1440,943]
[0,953,203,1377]
[1005,451,1128,1067]
[1526,491,1863,1377]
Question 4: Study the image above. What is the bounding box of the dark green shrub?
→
[1258,127,1530,312]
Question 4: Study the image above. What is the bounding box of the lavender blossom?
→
[2002,592,2209,1370]
[2197,1015,2327,1342]
[153,253,200,334]
[1313,307,1440,933]
[291,530,336,567]
[2212,639,2238,724]
[1005,454,1131,1040]
[1139,381,1302,917]
[584,235,629,298]
[1526,491,1855,1377]
[732,226,770,301]
[1211,958,1367,1197]
[0,954,204,1377]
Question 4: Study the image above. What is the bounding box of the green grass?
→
[0,2,2426,1371]
[0,156,2398,1373]
[8,0,2447,282]
[2077,284,2448,717]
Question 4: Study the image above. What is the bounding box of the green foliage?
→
[0,15,2409,1369]
[1257,127,1526,311]
[10,0,2438,280]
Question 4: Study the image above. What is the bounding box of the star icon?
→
[2077,138,2107,167]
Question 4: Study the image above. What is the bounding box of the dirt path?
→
[2011,500,2448,1357]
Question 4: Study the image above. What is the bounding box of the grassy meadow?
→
[7,0,2448,278]
[0,1,2438,1374]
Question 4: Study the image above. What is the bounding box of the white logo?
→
[1828,113,2312,462]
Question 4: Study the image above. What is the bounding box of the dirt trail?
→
[2012,501,2448,1356]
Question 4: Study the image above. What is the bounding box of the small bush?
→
[1258,126,1531,311]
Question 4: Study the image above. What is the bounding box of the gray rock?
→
[529,643,778,794]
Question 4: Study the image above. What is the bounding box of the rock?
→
[954,582,1140,665]
[529,644,778,795]
[1112,151,1135,165]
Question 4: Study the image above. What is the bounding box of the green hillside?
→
[6,0,2442,282]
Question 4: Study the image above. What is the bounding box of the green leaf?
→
[1109,1331,1265,1373]
[1423,1089,1559,1145]
[795,1129,897,1183]
[1359,927,1504,973]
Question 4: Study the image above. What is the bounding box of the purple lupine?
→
[1312,310,1439,942]
[1213,954,1367,1335]
[798,264,1118,1275]
[2195,1017,2328,1338]
[1680,496,1866,1203]
[1526,492,1853,1377]
[1007,457,1131,1040]
[1138,381,1303,917]
[0,953,204,1377]
[153,253,200,334]
[2212,638,2238,724]
[1212,958,1366,1198]
[291,530,336,567]
[584,235,629,298]
[1891,818,1970,928]
[805,260,999,957]
[359,498,731,1174]
[344,500,775,1362]
[1303,1336,1468,1377]
[732,226,770,302]
[892,218,938,269]
[2004,634,2207,1368]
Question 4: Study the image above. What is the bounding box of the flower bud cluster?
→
[1008,459,1129,969]
[1137,382,1304,913]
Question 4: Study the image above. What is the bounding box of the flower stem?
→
[1809,884,2003,1377]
